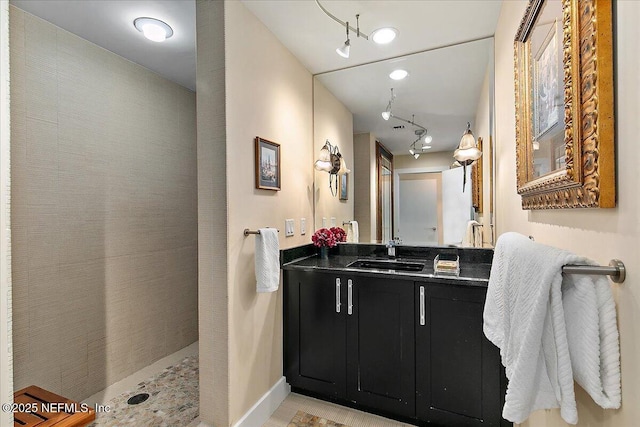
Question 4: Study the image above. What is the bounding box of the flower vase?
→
[319,246,329,259]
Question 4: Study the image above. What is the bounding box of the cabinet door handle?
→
[420,286,425,326]
[347,279,353,315]
[336,278,341,313]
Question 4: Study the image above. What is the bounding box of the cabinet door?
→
[346,276,415,417]
[283,270,346,398]
[415,282,505,426]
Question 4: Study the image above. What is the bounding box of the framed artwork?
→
[514,0,615,209]
[339,173,348,201]
[255,137,281,191]
[471,137,483,213]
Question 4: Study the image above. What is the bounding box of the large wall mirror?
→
[313,37,495,247]
[514,0,615,209]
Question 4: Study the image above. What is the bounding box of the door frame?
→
[394,167,447,245]
[375,142,393,242]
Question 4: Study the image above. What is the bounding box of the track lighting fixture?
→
[380,89,432,159]
[315,0,397,58]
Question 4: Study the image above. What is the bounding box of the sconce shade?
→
[338,156,351,174]
[318,144,331,161]
[453,123,482,163]
[314,160,332,172]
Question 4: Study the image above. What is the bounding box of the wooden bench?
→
[13,386,95,427]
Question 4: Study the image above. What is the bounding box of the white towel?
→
[483,232,620,425]
[254,228,280,293]
[346,220,359,243]
[462,220,480,247]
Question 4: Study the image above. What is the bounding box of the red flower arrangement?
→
[312,228,337,248]
[330,227,347,243]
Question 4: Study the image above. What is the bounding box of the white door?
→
[396,173,439,245]
[441,167,472,245]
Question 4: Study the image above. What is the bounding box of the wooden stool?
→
[13,385,95,427]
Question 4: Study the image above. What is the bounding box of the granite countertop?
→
[282,253,492,286]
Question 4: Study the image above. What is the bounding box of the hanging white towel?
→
[462,220,480,247]
[483,232,620,425]
[346,220,359,243]
[254,228,280,293]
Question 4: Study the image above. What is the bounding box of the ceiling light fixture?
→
[316,1,396,58]
[381,88,395,120]
[389,69,408,80]
[371,27,397,44]
[381,89,431,159]
[134,17,173,42]
[336,23,351,58]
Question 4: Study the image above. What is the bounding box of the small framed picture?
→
[255,137,281,191]
[339,173,348,201]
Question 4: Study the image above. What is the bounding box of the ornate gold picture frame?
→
[471,137,483,213]
[514,0,615,209]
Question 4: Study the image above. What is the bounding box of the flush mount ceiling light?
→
[371,27,397,44]
[134,17,173,42]
[314,140,350,197]
[389,69,408,80]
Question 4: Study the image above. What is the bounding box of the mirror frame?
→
[514,0,615,209]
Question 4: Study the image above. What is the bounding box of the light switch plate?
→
[285,219,294,237]
[300,218,306,235]
[330,217,336,227]
[322,217,327,227]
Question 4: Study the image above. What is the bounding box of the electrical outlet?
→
[300,218,306,235]
[285,219,294,237]
[322,217,327,227]
[330,217,336,227]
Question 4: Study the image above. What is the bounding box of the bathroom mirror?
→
[313,37,495,247]
[514,0,615,209]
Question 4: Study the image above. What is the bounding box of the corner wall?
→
[313,79,354,230]
[196,1,228,426]
[494,1,640,425]
[353,132,376,242]
[10,6,198,402]
[224,1,314,423]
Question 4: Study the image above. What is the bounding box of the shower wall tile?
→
[10,6,198,402]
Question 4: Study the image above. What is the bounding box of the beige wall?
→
[196,1,228,426]
[313,79,354,231]
[10,7,198,402]
[353,132,376,242]
[0,2,13,425]
[495,1,640,426]
[473,65,493,246]
[394,151,455,171]
[225,0,314,423]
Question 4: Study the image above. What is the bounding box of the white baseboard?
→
[232,377,290,427]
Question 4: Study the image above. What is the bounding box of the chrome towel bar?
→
[562,259,626,284]
[243,228,279,236]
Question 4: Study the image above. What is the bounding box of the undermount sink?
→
[346,259,425,272]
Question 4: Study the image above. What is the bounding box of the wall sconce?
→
[314,140,350,196]
[453,122,482,190]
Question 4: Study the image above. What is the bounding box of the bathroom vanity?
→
[282,244,510,427]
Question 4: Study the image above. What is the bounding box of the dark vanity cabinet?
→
[415,281,506,426]
[283,268,509,427]
[284,270,415,417]
[283,270,346,398]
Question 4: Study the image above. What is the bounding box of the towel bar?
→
[562,259,626,284]
[244,228,279,236]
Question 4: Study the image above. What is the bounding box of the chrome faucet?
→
[386,240,397,258]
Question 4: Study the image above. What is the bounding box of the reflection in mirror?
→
[313,37,495,247]
[529,0,564,179]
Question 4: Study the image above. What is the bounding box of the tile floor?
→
[88,355,199,427]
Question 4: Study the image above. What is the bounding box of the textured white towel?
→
[255,228,280,293]
[462,220,480,247]
[483,232,620,425]
[346,220,359,243]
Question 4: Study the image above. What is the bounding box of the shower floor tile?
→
[89,354,199,427]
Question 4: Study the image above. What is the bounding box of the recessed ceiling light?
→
[389,69,408,80]
[371,27,397,44]
[134,17,174,42]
